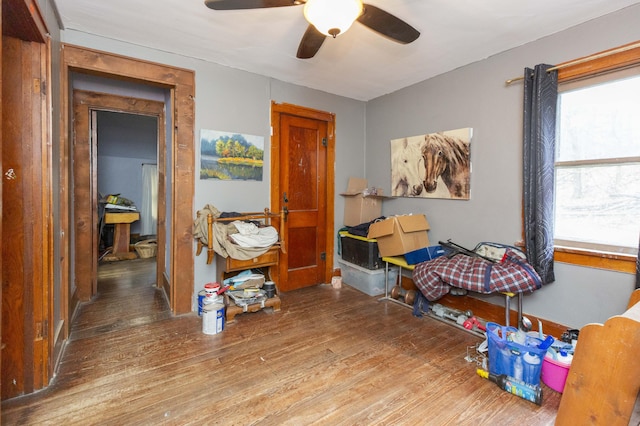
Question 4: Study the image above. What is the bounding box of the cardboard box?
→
[340,177,386,227]
[367,214,430,257]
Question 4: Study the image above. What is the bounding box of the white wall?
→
[365,4,640,329]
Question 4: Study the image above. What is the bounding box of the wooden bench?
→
[381,255,523,327]
[556,288,640,425]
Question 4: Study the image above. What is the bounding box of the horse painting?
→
[390,137,424,197]
[420,131,471,199]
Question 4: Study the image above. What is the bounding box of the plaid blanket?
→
[412,248,542,301]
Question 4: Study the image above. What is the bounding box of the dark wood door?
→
[271,103,335,292]
[1,36,51,400]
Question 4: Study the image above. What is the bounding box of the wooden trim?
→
[72,90,166,301]
[1,8,4,405]
[553,41,640,273]
[58,36,71,350]
[2,0,49,43]
[326,118,336,282]
[554,247,636,274]
[162,271,170,301]
[60,44,195,318]
[558,41,640,82]
[43,36,54,391]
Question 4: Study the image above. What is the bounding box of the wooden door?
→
[1,36,51,399]
[271,102,335,292]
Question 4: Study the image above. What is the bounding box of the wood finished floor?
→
[2,258,561,425]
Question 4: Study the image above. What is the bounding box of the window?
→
[553,42,640,272]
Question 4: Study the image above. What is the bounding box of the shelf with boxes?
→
[340,177,388,228]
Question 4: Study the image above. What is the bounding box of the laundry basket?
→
[134,239,157,258]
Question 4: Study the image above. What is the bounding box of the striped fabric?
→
[412,248,542,301]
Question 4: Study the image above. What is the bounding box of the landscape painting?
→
[200,129,264,181]
[391,128,472,200]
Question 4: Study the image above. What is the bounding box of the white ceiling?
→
[53,0,640,101]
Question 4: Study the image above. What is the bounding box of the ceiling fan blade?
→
[296,25,326,59]
[357,4,419,44]
[204,0,302,10]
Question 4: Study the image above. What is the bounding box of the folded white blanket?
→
[230,221,279,248]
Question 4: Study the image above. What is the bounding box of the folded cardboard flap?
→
[367,214,430,257]
[398,215,429,233]
[367,217,395,238]
[340,177,385,198]
[341,177,369,196]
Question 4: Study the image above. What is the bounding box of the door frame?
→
[270,101,335,287]
[60,44,195,332]
[72,90,166,301]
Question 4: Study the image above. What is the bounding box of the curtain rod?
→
[505,41,640,85]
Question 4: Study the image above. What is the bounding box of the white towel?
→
[230,222,279,248]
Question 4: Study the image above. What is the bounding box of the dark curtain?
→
[523,64,557,284]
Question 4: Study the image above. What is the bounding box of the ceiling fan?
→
[204,0,420,59]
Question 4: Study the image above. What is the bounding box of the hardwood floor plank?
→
[1,259,561,425]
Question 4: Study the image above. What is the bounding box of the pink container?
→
[541,355,571,393]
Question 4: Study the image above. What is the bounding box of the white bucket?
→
[202,302,225,335]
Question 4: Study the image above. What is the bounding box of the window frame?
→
[553,41,640,273]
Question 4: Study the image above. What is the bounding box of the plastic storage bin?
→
[486,322,546,386]
[338,259,397,297]
[340,231,383,270]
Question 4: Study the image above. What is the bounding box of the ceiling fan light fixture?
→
[303,0,364,38]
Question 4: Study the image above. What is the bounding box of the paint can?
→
[204,282,220,296]
[197,290,206,316]
[202,302,225,335]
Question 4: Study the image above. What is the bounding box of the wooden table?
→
[104,211,140,260]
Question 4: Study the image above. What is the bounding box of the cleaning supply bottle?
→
[513,356,524,381]
[477,369,542,405]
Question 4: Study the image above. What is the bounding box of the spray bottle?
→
[476,369,542,405]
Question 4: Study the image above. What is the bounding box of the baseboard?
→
[70,287,80,323]
[161,271,170,301]
[435,293,568,339]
